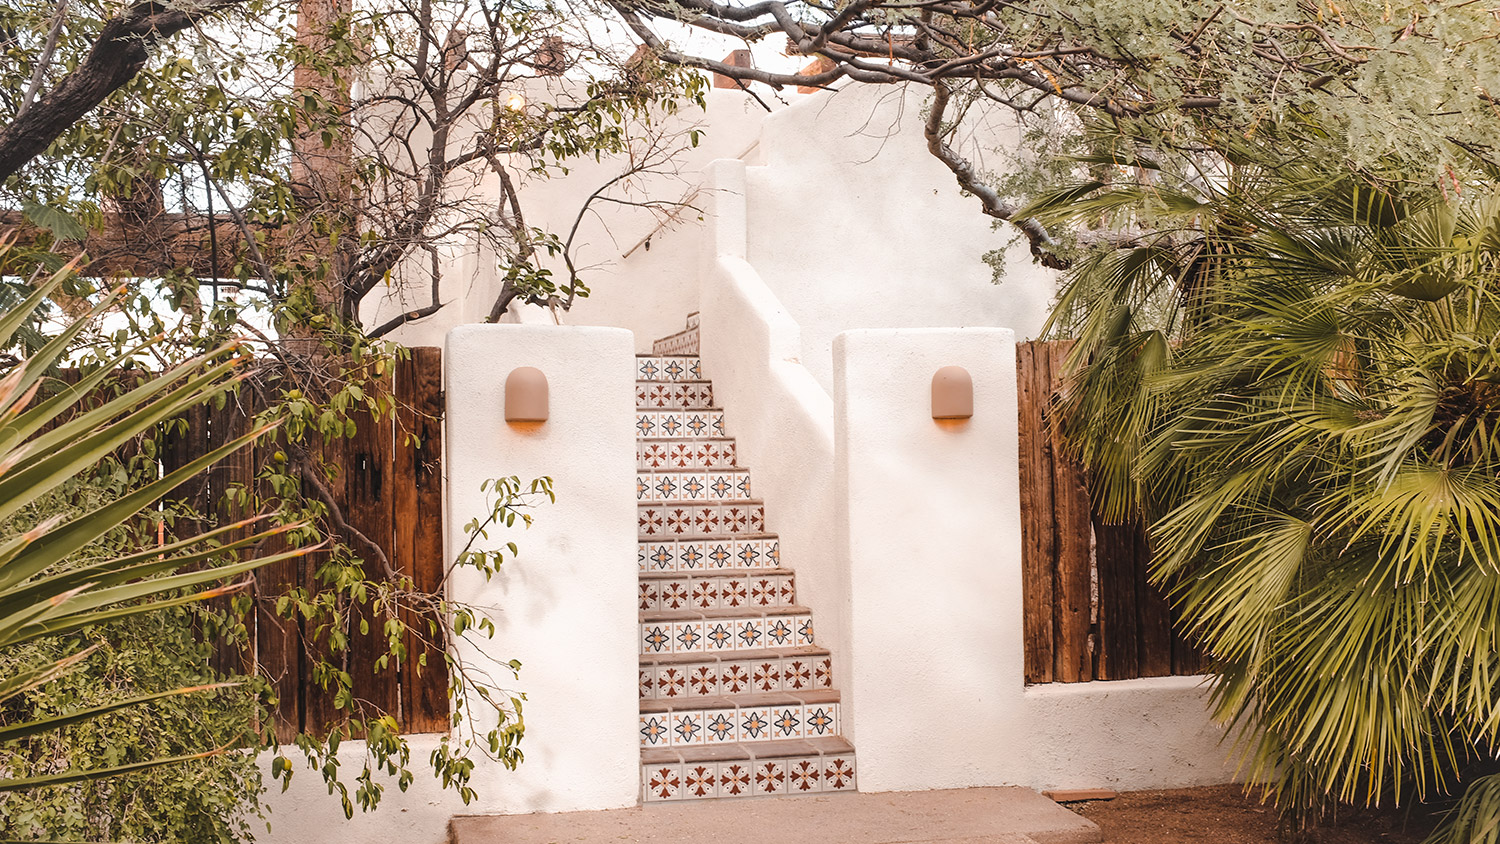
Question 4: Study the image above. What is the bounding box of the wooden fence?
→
[159,347,448,738]
[1017,341,1206,685]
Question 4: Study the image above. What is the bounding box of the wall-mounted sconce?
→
[505,366,549,422]
[931,365,973,420]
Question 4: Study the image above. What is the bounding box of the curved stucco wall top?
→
[744,83,1057,392]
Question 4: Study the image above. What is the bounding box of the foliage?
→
[1029,131,1500,836]
[0,484,263,843]
[0,244,312,833]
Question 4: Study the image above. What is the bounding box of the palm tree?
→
[1029,136,1500,839]
[0,240,314,792]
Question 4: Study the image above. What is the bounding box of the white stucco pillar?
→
[834,328,1028,791]
[445,324,639,813]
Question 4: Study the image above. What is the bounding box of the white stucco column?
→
[445,324,639,813]
[834,328,1027,791]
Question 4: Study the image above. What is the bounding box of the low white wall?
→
[696,158,853,713]
[833,328,1235,794]
[256,324,639,844]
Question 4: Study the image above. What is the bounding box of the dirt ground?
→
[1073,785,1441,844]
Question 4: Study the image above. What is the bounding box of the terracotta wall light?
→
[505,366,549,423]
[931,365,973,420]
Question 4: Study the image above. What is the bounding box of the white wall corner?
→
[702,159,748,263]
[835,328,1025,792]
[443,324,640,814]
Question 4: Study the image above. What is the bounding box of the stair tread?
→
[640,567,794,581]
[643,736,854,766]
[641,689,840,714]
[640,644,829,666]
[640,498,765,507]
[638,354,699,359]
[641,604,810,622]
[638,532,778,543]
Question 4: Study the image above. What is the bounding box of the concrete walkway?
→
[448,787,1101,844]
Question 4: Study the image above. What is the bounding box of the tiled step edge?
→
[640,694,841,749]
[638,501,765,539]
[638,469,751,502]
[642,736,856,800]
[636,409,726,439]
[640,608,815,655]
[638,438,738,471]
[642,650,833,700]
[651,326,700,356]
[636,381,713,410]
[638,536,781,572]
[640,570,795,613]
[636,356,702,382]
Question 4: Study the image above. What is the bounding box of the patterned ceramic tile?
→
[765,617,797,648]
[786,758,823,793]
[689,578,720,610]
[804,704,838,738]
[659,580,690,611]
[751,660,782,693]
[782,658,814,691]
[686,664,719,696]
[681,763,717,799]
[796,615,815,646]
[671,711,706,746]
[643,763,682,801]
[639,669,655,699]
[823,756,856,791]
[639,715,670,748]
[703,621,736,652]
[716,762,752,798]
[655,666,686,700]
[753,760,788,795]
[641,624,672,655]
[814,657,833,689]
[738,707,773,742]
[702,709,737,743]
[638,580,660,612]
[673,621,705,654]
[769,705,803,740]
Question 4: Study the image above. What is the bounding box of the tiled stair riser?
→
[642,654,834,699]
[651,326,700,357]
[635,337,854,804]
[639,538,781,572]
[640,572,795,611]
[636,409,726,439]
[637,357,703,382]
[637,381,714,409]
[644,750,856,801]
[638,470,752,502]
[638,439,737,471]
[638,503,765,538]
[640,702,840,749]
[640,613,814,655]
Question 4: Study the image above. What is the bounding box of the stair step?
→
[636,356,702,382]
[636,381,714,410]
[640,609,815,655]
[638,501,765,539]
[642,643,829,666]
[642,736,856,800]
[643,653,834,700]
[636,409,725,439]
[640,570,795,612]
[638,537,781,572]
[638,469,752,502]
[638,438,738,470]
[640,696,841,749]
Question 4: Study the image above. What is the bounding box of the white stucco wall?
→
[833,328,1235,793]
[256,324,639,844]
[744,84,1057,392]
[696,158,853,709]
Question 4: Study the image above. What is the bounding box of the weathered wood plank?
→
[1136,530,1175,678]
[1017,342,1056,685]
[396,348,451,733]
[1048,341,1094,683]
[1093,514,1141,681]
[344,390,401,730]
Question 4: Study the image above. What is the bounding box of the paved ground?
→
[449,787,1101,844]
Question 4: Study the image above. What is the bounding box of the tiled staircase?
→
[636,315,856,801]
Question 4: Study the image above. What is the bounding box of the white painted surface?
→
[443,324,640,813]
[833,328,1235,794]
[257,325,639,844]
[744,85,1058,392]
[697,158,853,709]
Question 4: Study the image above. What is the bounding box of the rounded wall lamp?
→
[931,365,973,420]
[505,366,549,423]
